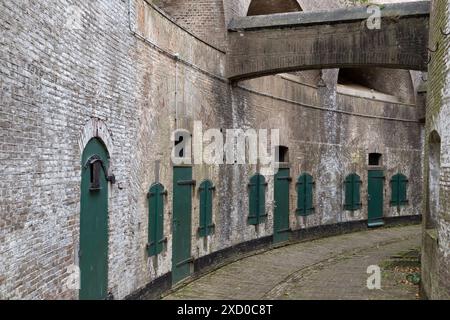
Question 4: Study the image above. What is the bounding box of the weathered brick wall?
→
[422,0,450,300]
[0,0,229,299]
[153,0,227,50]
[0,0,425,300]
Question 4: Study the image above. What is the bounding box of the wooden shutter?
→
[399,174,409,205]
[199,180,215,237]
[248,174,267,225]
[391,174,409,207]
[344,174,362,211]
[296,173,314,216]
[148,183,166,256]
[353,174,362,210]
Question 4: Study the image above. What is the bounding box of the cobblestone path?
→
[163,225,421,300]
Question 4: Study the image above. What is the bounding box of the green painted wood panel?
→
[248,174,267,225]
[368,170,385,227]
[199,180,214,237]
[274,168,291,244]
[79,138,109,300]
[296,173,314,216]
[148,183,165,256]
[344,174,362,211]
[172,167,193,284]
[390,173,409,208]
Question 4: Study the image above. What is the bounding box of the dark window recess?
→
[369,153,382,166]
[391,174,409,208]
[276,146,289,163]
[89,160,102,191]
[296,173,315,216]
[344,174,362,211]
[198,180,215,237]
[248,174,267,225]
[147,183,166,257]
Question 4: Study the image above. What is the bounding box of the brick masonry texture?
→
[0,0,429,300]
[421,0,450,300]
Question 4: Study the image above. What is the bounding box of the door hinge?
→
[176,257,194,268]
[277,177,292,182]
[177,180,197,186]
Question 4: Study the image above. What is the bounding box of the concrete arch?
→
[227,1,429,81]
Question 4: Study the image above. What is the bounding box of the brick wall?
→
[421,0,450,300]
[153,0,227,50]
[0,0,425,300]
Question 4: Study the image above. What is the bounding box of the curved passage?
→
[163,225,420,300]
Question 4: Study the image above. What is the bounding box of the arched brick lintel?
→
[78,118,114,157]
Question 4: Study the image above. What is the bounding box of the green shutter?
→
[344,174,361,211]
[305,174,314,214]
[400,175,409,205]
[248,174,266,225]
[148,183,166,256]
[296,173,314,216]
[354,174,362,210]
[344,175,352,210]
[391,174,408,208]
[391,174,399,206]
[258,175,267,223]
[199,180,215,237]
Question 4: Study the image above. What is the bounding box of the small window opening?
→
[276,146,289,163]
[90,161,102,191]
[369,153,382,166]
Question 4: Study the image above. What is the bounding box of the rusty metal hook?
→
[427,42,439,53]
[441,27,450,37]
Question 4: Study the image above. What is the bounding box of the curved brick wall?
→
[0,0,425,299]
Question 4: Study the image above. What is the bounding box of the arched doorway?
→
[79,138,110,300]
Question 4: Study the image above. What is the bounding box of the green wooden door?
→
[274,168,291,244]
[172,167,193,284]
[368,170,385,227]
[79,138,109,300]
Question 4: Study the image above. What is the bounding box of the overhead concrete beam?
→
[226,1,430,81]
[228,1,430,31]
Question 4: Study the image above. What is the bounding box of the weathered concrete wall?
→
[0,0,424,300]
[238,75,423,231]
[227,3,430,80]
[421,0,450,300]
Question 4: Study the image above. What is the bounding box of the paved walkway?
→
[163,225,421,300]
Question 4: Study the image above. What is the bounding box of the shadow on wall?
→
[337,68,416,104]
